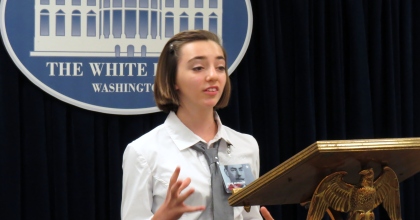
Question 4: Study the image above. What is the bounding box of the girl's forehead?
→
[178,41,225,60]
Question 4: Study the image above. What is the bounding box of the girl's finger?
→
[260,206,274,220]
[178,177,191,194]
[177,188,195,202]
[169,167,181,188]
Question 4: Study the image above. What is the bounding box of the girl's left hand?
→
[260,206,274,220]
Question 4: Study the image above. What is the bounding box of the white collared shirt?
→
[121,111,262,220]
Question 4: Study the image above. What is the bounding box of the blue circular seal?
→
[0,0,253,114]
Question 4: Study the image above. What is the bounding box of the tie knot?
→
[197,141,207,151]
[191,140,221,165]
[191,141,207,153]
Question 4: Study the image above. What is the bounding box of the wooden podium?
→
[228,137,420,219]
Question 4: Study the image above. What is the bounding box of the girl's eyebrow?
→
[187,55,225,63]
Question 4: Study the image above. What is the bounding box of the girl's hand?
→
[260,206,274,220]
[152,167,205,220]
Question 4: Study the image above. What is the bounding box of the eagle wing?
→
[306,171,354,220]
[374,166,402,220]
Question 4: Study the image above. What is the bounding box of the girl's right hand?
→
[152,167,205,220]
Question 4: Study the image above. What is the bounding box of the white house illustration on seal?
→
[31,0,223,57]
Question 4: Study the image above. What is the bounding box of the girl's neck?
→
[176,107,217,143]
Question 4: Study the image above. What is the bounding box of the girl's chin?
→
[203,101,219,108]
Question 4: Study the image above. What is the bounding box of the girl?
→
[121,30,273,220]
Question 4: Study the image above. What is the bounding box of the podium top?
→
[228,137,420,206]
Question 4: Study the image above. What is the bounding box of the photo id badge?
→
[218,163,255,193]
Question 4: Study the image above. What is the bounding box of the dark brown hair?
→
[154,30,231,113]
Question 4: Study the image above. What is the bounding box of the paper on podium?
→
[228,137,420,206]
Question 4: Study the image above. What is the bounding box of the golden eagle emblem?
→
[306,166,401,220]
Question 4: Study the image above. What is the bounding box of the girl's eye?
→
[217,66,226,71]
[192,66,204,71]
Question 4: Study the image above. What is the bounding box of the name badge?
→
[218,163,255,193]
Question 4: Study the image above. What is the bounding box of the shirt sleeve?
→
[121,144,154,220]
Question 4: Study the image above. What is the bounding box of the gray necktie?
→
[192,140,233,220]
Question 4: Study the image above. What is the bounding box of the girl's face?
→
[175,40,227,111]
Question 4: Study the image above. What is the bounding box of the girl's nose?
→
[206,67,218,81]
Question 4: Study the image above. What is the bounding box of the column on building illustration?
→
[139,0,148,39]
[109,0,114,38]
[125,0,137,38]
[113,0,122,38]
[100,0,105,38]
[103,0,110,38]
[122,0,126,38]
[100,1,104,38]
[159,0,162,39]
[135,6,140,38]
[104,10,109,38]
[147,0,151,38]
[65,1,73,36]
[151,0,159,39]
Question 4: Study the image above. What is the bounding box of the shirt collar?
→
[164,111,230,151]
